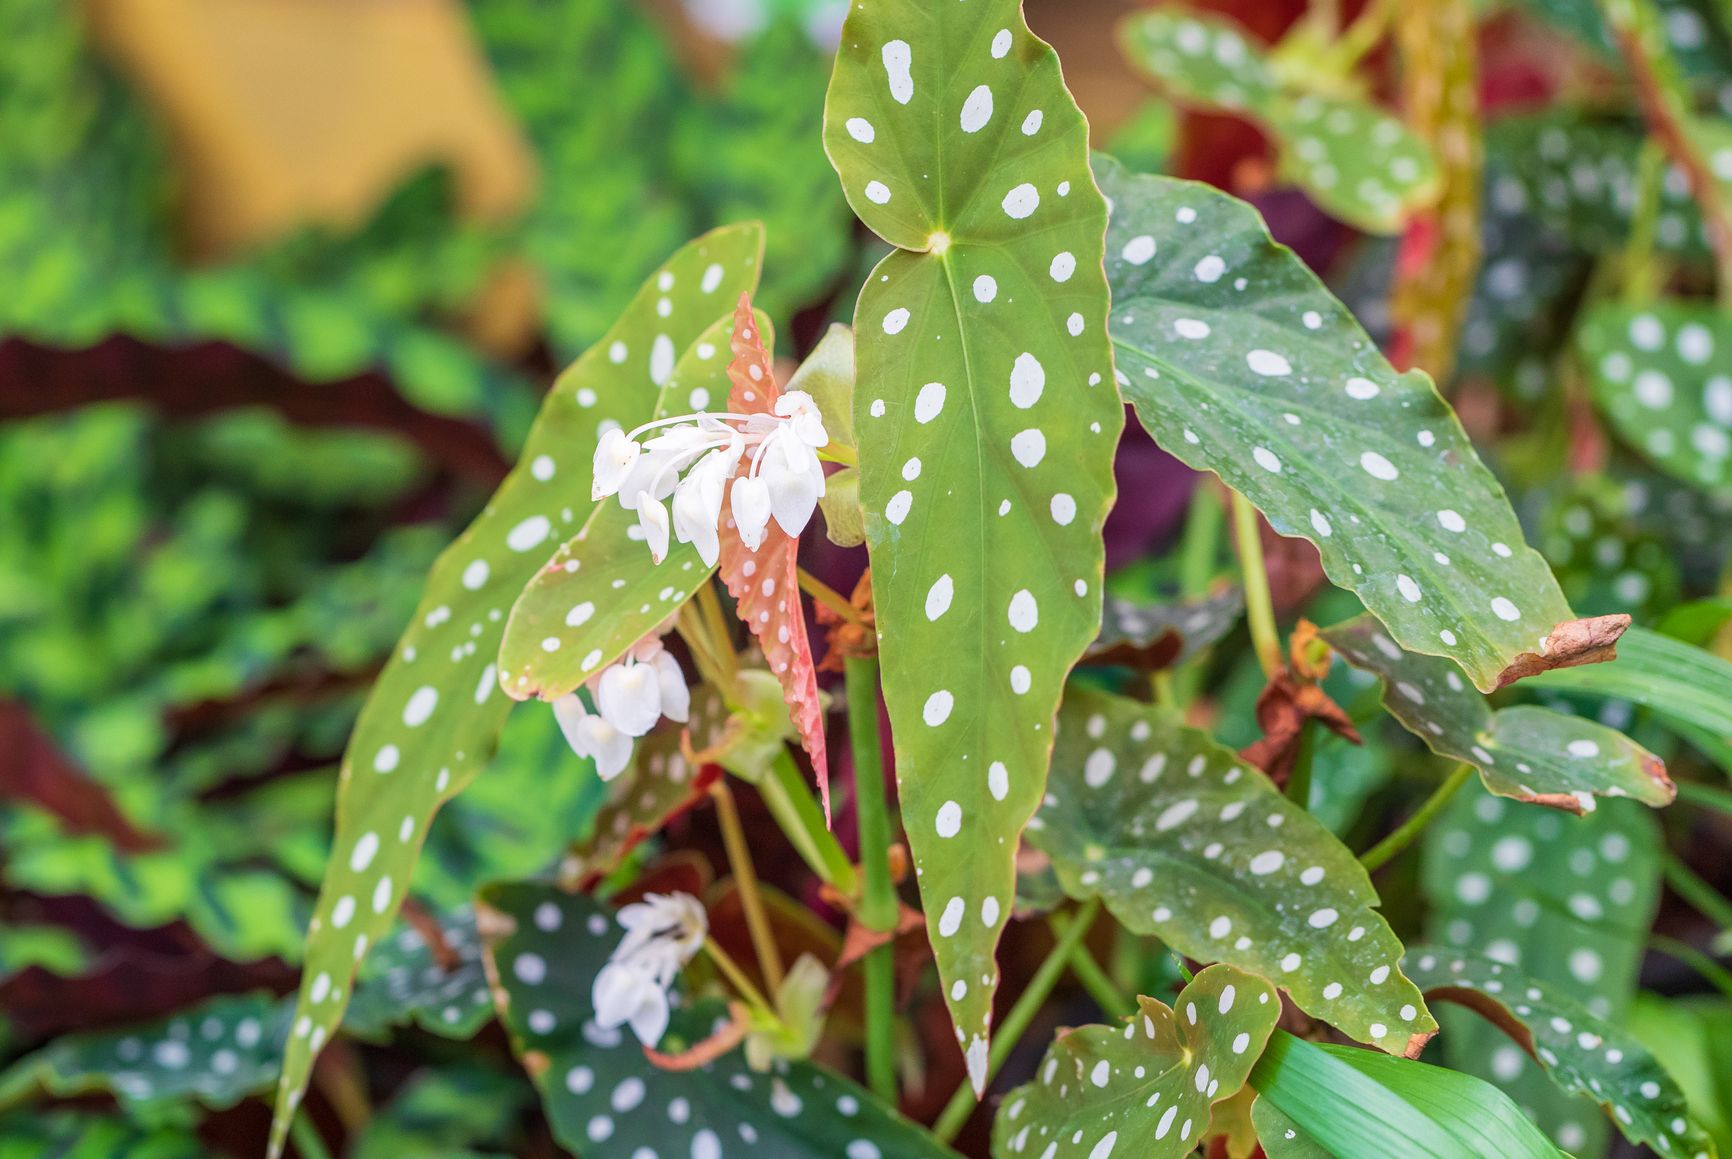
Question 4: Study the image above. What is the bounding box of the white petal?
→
[653,652,690,723]
[552,693,593,757]
[592,961,651,1029]
[763,437,821,537]
[775,390,829,447]
[596,663,662,737]
[626,983,669,1046]
[591,429,640,500]
[730,475,773,550]
[635,494,671,563]
[572,713,634,781]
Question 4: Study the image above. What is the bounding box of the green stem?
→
[1231,490,1282,678]
[1622,140,1666,304]
[932,898,1102,1144]
[1329,0,1397,69]
[846,657,899,1103]
[711,778,784,994]
[288,1115,333,1159]
[1172,483,1226,707]
[1650,935,1732,1004]
[702,936,775,1014]
[761,750,857,895]
[1359,763,1474,872]
[798,566,866,627]
[1663,853,1732,935]
[1050,912,1133,1016]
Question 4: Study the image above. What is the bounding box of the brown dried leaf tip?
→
[1241,621,1361,784]
[1492,613,1630,690]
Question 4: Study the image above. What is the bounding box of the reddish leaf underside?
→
[715,292,830,815]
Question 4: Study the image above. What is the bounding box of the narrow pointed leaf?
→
[1323,613,1674,810]
[1249,1031,1569,1159]
[497,314,756,702]
[1579,301,1732,500]
[267,225,764,1154]
[1031,688,1435,1054]
[714,296,828,805]
[343,908,493,1041]
[0,993,288,1120]
[1406,945,1720,1158]
[992,965,1280,1159]
[823,0,1121,1081]
[1117,11,1439,233]
[477,881,957,1158]
[1252,1099,1333,1158]
[1095,153,1579,692]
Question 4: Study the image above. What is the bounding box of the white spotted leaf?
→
[476,881,956,1159]
[266,225,764,1155]
[1095,154,1577,693]
[1421,785,1662,1154]
[1404,946,1721,1158]
[990,965,1279,1159]
[343,908,494,1042]
[1088,586,1244,670]
[1323,613,1674,810]
[1579,302,1732,501]
[0,993,289,1120]
[823,0,1122,1084]
[1117,10,1440,234]
[497,313,757,702]
[1030,688,1435,1055]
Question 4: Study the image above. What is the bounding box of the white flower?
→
[592,891,708,1047]
[552,694,634,780]
[590,390,831,564]
[553,638,690,778]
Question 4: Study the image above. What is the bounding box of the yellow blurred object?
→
[460,258,543,359]
[85,0,537,260]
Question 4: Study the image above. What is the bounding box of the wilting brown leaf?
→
[1240,622,1361,783]
[1492,613,1630,689]
[0,700,161,853]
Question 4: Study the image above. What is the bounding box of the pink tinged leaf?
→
[716,293,831,816]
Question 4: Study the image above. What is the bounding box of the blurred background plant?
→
[0,0,1729,1156]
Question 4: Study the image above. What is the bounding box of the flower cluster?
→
[591,391,829,567]
[591,891,708,1047]
[553,635,688,781]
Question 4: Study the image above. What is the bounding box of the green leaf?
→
[992,964,1279,1159]
[1626,994,1732,1155]
[1421,785,1662,1153]
[1089,586,1244,670]
[477,881,958,1158]
[1031,687,1435,1054]
[823,0,1122,1082]
[1095,153,1580,693]
[1522,626,1732,770]
[1405,945,1720,1158]
[344,908,494,1042]
[267,225,764,1155]
[1249,1031,1569,1159]
[0,1112,208,1158]
[0,993,289,1123]
[1322,613,1674,810]
[1579,301,1732,500]
[1116,11,1439,233]
[496,312,752,702]
[1252,1099,1333,1158]
[350,1064,530,1159]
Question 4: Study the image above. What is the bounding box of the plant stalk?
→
[1230,490,1282,678]
[762,749,857,894]
[702,935,774,1014]
[710,777,785,994]
[1359,762,1474,872]
[1049,911,1133,1016]
[932,898,1103,1143]
[798,566,866,627]
[1663,852,1732,935]
[846,657,900,1102]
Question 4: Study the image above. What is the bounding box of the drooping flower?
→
[591,891,708,1047]
[553,636,690,780]
[591,389,829,567]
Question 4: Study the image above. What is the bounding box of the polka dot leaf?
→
[497,312,761,704]
[477,881,954,1159]
[1578,302,1732,501]
[1117,11,1440,234]
[1323,613,1675,811]
[1088,586,1245,670]
[823,0,1123,1085]
[266,224,764,1156]
[1096,153,1578,694]
[990,964,1280,1159]
[1404,946,1720,1159]
[343,908,494,1042]
[1421,785,1662,1155]
[0,992,290,1122]
[1030,688,1436,1056]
